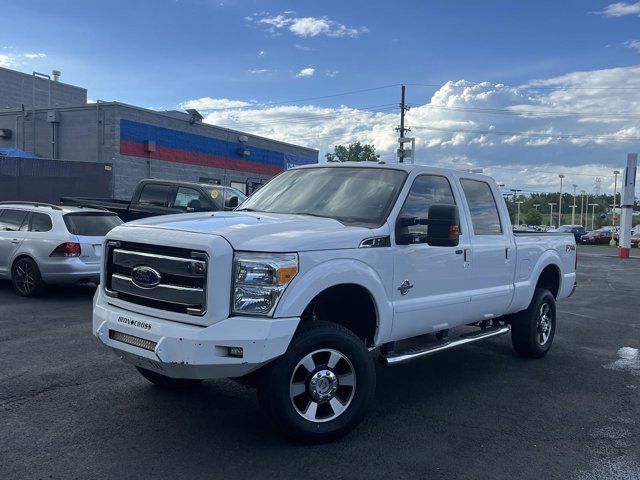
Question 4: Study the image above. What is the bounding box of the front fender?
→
[274,258,393,345]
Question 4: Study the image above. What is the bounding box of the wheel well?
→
[536,264,560,298]
[300,284,377,346]
[11,254,35,271]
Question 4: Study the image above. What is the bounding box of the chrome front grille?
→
[105,241,208,316]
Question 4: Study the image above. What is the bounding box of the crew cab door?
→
[391,174,474,340]
[458,178,515,318]
[128,183,176,220]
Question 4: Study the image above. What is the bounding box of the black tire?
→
[11,257,46,297]
[257,321,376,444]
[136,367,203,388]
[511,288,556,358]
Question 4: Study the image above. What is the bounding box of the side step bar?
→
[381,326,510,366]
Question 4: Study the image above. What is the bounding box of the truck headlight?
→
[232,253,298,316]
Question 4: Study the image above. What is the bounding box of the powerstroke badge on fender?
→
[117,316,152,330]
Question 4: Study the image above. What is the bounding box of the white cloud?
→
[296,67,315,78]
[180,65,640,192]
[325,70,339,78]
[0,50,47,68]
[598,2,640,17]
[248,68,270,74]
[295,44,313,51]
[258,50,266,56]
[623,40,640,52]
[179,97,253,110]
[23,53,46,59]
[249,13,367,38]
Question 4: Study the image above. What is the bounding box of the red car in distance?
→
[580,229,617,245]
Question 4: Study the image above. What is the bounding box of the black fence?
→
[0,156,112,203]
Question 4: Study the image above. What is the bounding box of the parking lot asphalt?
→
[1,245,639,480]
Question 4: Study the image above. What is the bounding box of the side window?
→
[137,184,173,207]
[173,187,208,210]
[230,181,247,195]
[30,212,53,232]
[0,209,29,232]
[397,175,457,243]
[460,179,503,235]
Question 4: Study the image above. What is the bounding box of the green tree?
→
[325,142,380,162]
[524,208,543,226]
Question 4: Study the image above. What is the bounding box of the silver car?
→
[0,202,123,296]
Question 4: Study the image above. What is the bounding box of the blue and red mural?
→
[119,119,317,175]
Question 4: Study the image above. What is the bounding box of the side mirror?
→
[426,204,460,247]
[395,204,460,246]
[225,196,239,210]
[186,199,202,212]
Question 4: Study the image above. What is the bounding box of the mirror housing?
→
[395,204,460,247]
[426,204,459,247]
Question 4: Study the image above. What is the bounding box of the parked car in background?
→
[550,225,586,242]
[631,232,640,248]
[580,229,616,245]
[61,179,247,222]
[0,202,122,296]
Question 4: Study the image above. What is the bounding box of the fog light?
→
[228,346,244,358]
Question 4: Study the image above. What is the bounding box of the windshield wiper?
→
[235,207,261,212]
[289,212,333,219]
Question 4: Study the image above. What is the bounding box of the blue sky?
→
[3,0,640,192]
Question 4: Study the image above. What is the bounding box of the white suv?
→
[0,202,122,296]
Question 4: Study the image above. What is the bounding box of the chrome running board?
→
[381,326,510,366]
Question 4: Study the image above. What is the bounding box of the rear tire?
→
[257,321,376,444]
[136,367,203,388]
[12,257,46,297]
[511,288,556,358]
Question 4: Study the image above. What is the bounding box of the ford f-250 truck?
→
[93,163,577,443]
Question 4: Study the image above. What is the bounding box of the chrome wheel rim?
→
[14,260,35,295]
[289,348,356,423]
[536,302,553,346]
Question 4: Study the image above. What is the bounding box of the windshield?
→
[64,212,123,236]
[237,167,407,227]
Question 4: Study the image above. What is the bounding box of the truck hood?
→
[123,211,375,252]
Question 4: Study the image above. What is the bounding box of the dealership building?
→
[0,66,318,201]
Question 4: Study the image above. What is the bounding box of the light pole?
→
[548,202,556,228]
[580,190,586,226]
[516,201,524,225]
[571,184,577,224]
[558,174,565,227]
[589,203,598,230]
[610,170,620,246]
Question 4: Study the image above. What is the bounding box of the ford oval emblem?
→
[131,265,162,288]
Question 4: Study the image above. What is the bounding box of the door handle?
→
[455,249,463,254]
[11,239,20,244]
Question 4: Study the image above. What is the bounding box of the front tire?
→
[12,257,46,297]
[511,288,556,358]
[136,367,203,388]
[257,321,376,443]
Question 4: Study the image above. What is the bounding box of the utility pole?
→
[516,201,524,225]
[610,170,620,246]
[589,203,598,230]
[580,190,586,226]
[571,184,577,224]
[397,84,409,163]
[558,174,565,227]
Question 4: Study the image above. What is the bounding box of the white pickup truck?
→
[93,163,577,442]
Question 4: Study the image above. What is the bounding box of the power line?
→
[407,103,640,119]
[412,125,640,142]
[406,82,640,91]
